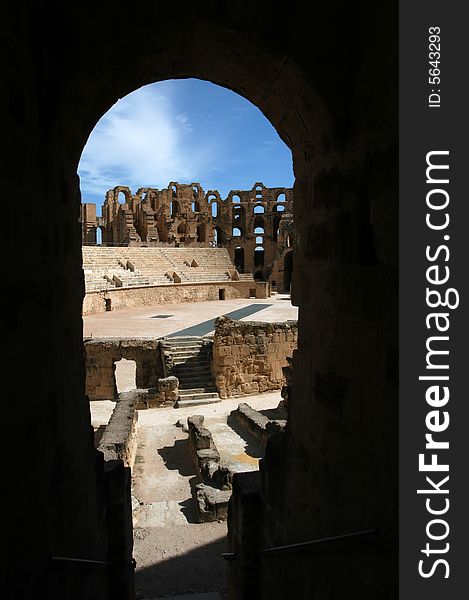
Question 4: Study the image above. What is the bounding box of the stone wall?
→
[83,281,269,315]
[4,2,397,598]
[82,181,293,289]
[212,317,297,398]
[84,339,164,401]
[98,392,138,469]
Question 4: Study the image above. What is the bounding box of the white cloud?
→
[78,85,210,198]
[175,112,193,132]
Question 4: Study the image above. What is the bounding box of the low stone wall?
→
[83,281,269,315]
[84,338,164,401]
[212,317,298,398]
[229,403,286,444]
[186,415,232,522]
[132,376,179,409]
[187,415,232,490]
[98,392,138,469]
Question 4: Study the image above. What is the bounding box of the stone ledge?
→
[229,402,286,444]
[98,391,138,468]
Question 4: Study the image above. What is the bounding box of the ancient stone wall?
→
[4,2,397,599]
[98,392,139,469]
[212,316,297,398]
[84,339,164,400]
[82,181,294,290]
[83,280,269,315]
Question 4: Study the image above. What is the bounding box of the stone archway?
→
[6,3,397,599]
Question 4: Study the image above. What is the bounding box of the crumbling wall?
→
[84,339,164,400]
[82,181,294,290]
[212,316,297,398]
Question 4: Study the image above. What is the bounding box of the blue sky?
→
[78,79,294,215]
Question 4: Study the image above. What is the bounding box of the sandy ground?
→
[86,296,293,598]
[83,294,297,339]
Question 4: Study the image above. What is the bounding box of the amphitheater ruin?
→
[6,3,397,599]
[81,181,294,314]
[83,180,299,597]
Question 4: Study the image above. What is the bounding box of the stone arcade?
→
[4,2,397,599]
[81,181,294,291]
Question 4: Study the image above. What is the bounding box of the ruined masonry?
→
[81,181,294,292]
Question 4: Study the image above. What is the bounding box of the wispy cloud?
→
[77,79,294,206]
[175,112,193,132]
[78,85,210,198]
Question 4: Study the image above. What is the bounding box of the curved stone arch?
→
[46,10,396,598]
[272,203,286,213]
[253,215,265,230]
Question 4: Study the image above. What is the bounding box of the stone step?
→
[169,347,209,355]
[171,352,206,360]
[169,345,207,352]
[179,384,214,392]
[172,363,209,371]
[172,370,212,380]
[178,378,214,387]
[172,358,210,367]
[171,353,209,361]
[178,386,218,393]
[175,395,221,408]
[165,336,205,341]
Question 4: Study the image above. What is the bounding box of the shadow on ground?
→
[157,438,196,476]
[226,414,264,457]
[134,534,229,599]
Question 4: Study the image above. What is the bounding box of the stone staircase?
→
[161,337,221,407]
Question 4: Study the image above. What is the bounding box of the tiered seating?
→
[82,247,240,292]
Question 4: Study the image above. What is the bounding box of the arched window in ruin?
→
[254,245,264,266]
[213,226,223,245]
[272,214,282,241]
[255,236,263,245]
[193,185,199,197]
[170,200,180,217]
[232,227,242,237]
[253,215,264,230]
[253,205,265,214]
[255,184,263,201]
[96,227,103,246]
[283,250,293,293]
[254,226,264,235]
[232,204,245,224]
[192,200,200,212]
[211,201,218,218]
[171,184,177,197]
[117,191,126,204]
[276,192,286,203]
[234,246,245,271]
[232,194,242,203]
[273,203,286,212]
[196,224,206,242]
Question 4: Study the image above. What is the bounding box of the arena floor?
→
[83,293,298,339]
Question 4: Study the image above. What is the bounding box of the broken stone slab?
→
[229,402,287,444]
[187,415,216,451]
[175,417,189,432]
[187,416,233,489]
[194,483,232,523]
